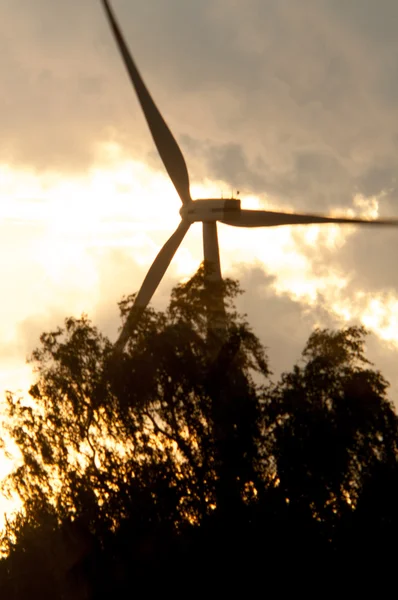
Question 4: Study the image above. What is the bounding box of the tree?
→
[1,267,398,595]
[265,326,398,561]
[0,265,270,594]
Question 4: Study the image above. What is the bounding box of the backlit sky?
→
[1,1,398,498]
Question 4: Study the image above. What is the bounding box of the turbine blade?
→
[115,220,190,352]
[101,0,192,205]
[221,209,398,228]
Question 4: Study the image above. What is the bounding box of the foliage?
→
[1,265,398,595]
[266,327,397,529]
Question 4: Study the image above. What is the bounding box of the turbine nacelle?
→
[179,199,241,223]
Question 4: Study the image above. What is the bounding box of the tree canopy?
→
[0,265,397,596]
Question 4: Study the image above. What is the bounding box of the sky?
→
[1,0,398,509]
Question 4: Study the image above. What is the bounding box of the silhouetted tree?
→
[0,266,270,594]
[0,266,397,596]
[263,325,398,568]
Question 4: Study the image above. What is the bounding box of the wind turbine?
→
[102,0,398,353]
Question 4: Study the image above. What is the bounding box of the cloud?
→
[0,0,396,209]
[234,266,339,373]
[234,264,398,404]
[2,0,398,408]
[332,228,398,291]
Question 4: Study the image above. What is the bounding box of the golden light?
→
[361,294,398,343]
[0,146,396,352]
[1,140,398,524]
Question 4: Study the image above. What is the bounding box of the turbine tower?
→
[101,0,398,353]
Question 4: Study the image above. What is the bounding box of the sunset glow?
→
[2,144,398,405]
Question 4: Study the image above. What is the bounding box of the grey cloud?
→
[0,1,136,171]
[179,137,269,195]
[332,229,398,292]
[323,0,398,49]
[357,165,398,199]
[1,0,397,211]
[234,263,398,404]
[233,266,342,376]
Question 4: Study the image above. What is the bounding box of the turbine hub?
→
[179,199,241,223]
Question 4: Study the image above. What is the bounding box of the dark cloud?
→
[323,0,398,49]
[318,228,398,292]
[0,1,136,171]
[0,0,396,209]
[179,137,268,195]
[233,266,341,376]
[357,165,398,199]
